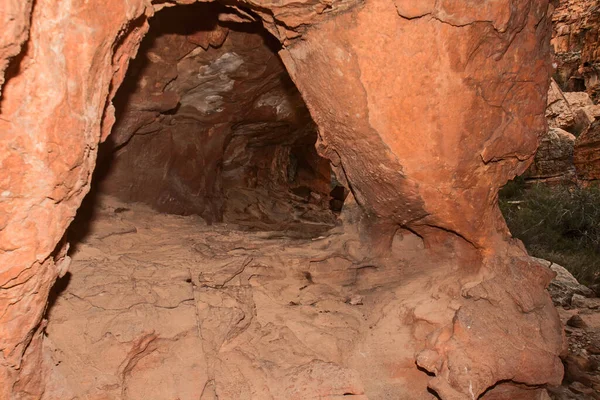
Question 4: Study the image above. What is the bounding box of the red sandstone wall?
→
[0,0,562,398]
[551,0,600,98]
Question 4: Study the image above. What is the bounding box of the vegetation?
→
[499,178,600,285]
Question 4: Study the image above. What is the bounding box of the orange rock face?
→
[281,0,552,246]
[0,0,564,399]
[551,0,600,98]
[0,0,33,98]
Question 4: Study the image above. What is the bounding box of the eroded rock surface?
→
[42,196,562,400]
[574,119,600,181]
[546,79,600,136]
[551,0,600,99]
[45,197,380,399]
[0,0,565,399]
[538,258,595,308]
[281,0,554,247]
[526,127,577,181]
[100,5,336,228]
[526,79,600,182]
[544,261,600,399]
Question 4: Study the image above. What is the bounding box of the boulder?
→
[528,79,600,181]
[546,80,598,136]
[564,91,594,108]
[525,127,576,180]
[547,79,578,132]
[536,258,595,306]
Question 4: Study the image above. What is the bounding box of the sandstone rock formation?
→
[40,196,456,399]
[0,0,33,98]
[0,0,565,399]
[546,79,600,135]
[98,4,336,228]
[538,258,595,307]
[542,259,600,399]
[44,196,561,400]
[574,119,600,181]
[526,79,600,182]
[526,127,576,181]
[547,79,580,132]
[551,0,600,98]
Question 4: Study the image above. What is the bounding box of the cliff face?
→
[525,78,600,182]
[552,0,600,100]
[525,0,600,184]
[0,0,564,399]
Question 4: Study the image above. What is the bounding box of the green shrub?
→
[499,181,600,285]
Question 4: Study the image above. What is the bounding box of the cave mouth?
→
[72,2,348,241]
[45,7,364,395]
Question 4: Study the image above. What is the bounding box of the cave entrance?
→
[44,6,359,397]
[76,2,348,238]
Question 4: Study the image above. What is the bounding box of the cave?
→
[74,3,345,236]
[1,0,568,399]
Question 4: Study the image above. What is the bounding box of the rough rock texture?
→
[551,0,600,99]
[43,196,423,399]
[544,262,600,399]
[0,0,565,399]
[574,119,600,181]
[538,258,595,307]
[280,0,555,248]
[546,79,599,136]
[526,127,576,181]
[43,196,561,400]
[547,79,580,132]
[0,0,33,99]
[527,79,600,181]
[99,5,336,228]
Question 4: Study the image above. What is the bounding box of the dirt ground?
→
[42,195,443,400]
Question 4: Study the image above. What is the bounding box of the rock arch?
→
[0,0,564,398]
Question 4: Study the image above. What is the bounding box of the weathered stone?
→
[525,127,576,181]
[547,79,578,131]
[563,91,600,134]
[567,314,588,329]
[574,119,600,180]
[0,0,34,99]
[545,80,596,135]
[582,105,600,122]
[481,383,552,400]
[100,5,334,227]
[537,258,595,306]
[0,0,565,399]
[551,0,600,98]
[572,294,600,310]
[564,91,595,108]
[528,79,600,181]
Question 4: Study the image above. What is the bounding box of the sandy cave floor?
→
[40,195,452,400]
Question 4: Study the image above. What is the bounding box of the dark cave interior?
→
[71,3,348,240]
